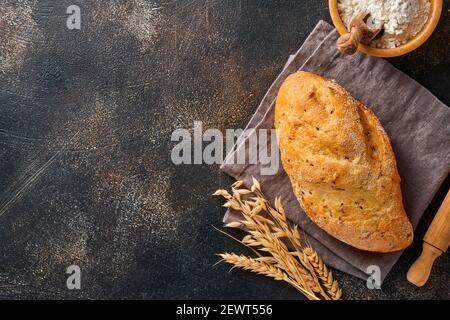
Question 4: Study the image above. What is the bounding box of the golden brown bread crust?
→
[275,71,413,253]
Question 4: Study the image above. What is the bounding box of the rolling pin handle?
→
[407,242,442,287]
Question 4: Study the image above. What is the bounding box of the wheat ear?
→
[303,246,342,300]
[218,253,319,300]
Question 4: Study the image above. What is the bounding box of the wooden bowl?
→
[329,0,443,57]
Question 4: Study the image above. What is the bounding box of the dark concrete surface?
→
[0,0,448,300]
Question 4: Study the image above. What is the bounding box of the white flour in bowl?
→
[338,0,431,48]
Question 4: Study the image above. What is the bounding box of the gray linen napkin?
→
[220,21,450,283]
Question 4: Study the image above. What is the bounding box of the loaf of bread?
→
[275,71,413,253]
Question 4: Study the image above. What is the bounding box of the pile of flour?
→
[338,0,430,48]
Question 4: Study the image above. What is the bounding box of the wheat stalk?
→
[223,190,321,295]
[213,178,343,300]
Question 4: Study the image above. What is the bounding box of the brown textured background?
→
[0,0,448,299]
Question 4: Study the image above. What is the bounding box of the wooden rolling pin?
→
[407,188,450,287]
